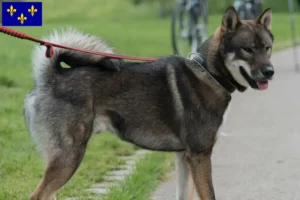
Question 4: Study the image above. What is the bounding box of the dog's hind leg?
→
[175,152,194,200]
[186,152,215,200]
[25,98,93,200]
[30,149,86,200]
[29,121,91,200]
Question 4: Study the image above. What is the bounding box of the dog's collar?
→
[187,52,235,93]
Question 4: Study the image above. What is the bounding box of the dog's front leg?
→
[186,152,215,200]
[175,152,194,200]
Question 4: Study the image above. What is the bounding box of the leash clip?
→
[187,52,206,72]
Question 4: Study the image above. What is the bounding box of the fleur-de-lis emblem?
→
[17,13,27,24]
[7,5,16,16]
[28,5,38,16]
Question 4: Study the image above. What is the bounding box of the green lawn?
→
[0,0,300,199]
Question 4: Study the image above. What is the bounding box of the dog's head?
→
[219,6,274,91]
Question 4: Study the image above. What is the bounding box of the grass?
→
[0,0,300,199]
[101,152,174,200]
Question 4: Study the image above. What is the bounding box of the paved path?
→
[152,47,300,200]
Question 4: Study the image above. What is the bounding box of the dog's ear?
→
[257,8,272,30]
[222,6,240,33]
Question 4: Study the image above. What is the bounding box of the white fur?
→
[175,152,192,200]
[92,115,116,135]
[31,27,114,87]
[218,102,231,137]
[225,53,251,87]
[23,93,36,134]
[24,93,62,163]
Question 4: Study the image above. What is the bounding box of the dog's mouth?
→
[256,80,269,90]
[239,67,269,90]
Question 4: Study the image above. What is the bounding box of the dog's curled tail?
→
[31,27,114,87]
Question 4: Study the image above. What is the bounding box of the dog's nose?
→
[260,66,274,79]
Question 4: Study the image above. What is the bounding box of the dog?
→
[24,6,274,200]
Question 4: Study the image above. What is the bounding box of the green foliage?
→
[129,0,300,14]
[101,152,174,200]
[207,0,299,13]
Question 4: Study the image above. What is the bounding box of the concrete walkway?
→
[152,47,300,200]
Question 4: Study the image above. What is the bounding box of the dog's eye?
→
[265,46,271,51]
[242,47,253,54]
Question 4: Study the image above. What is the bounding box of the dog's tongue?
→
[257,81,269,90]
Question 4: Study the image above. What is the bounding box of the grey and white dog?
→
[24,6,274,200]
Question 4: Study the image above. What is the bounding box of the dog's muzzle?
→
[241,64,275,90]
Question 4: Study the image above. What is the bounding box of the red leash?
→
[0,26,158,62]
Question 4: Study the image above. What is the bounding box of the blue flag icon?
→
[2,1,42,26]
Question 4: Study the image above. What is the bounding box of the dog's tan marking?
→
[187,152,214,200]
[30,160,75,200]
[212,26,223,49]
[30,149,86,200]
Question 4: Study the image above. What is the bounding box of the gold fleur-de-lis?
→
[28,5,38,16]
[17,13,27,24]
[7,5,16,16]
